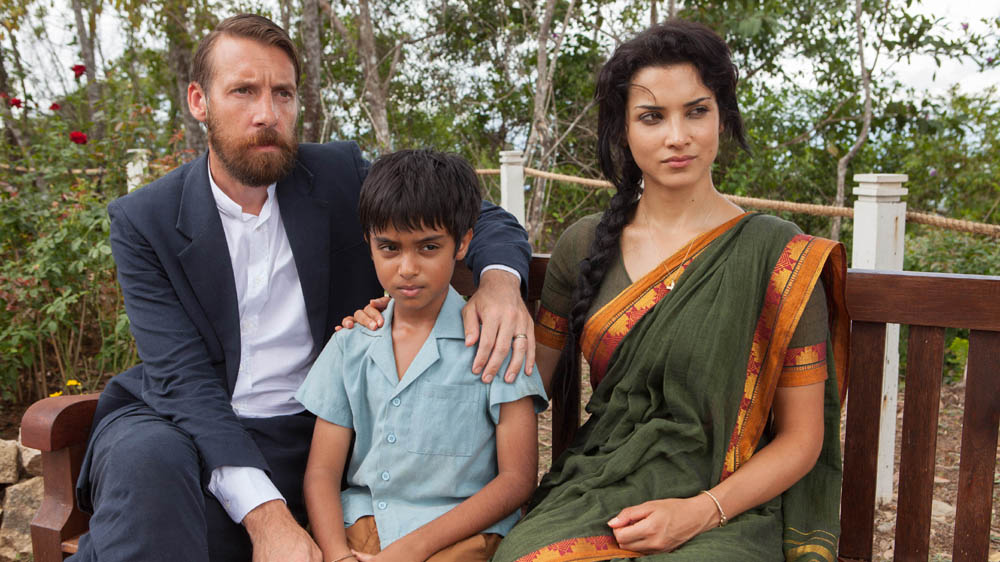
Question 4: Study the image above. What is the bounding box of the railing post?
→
[851,173,908,505]
[499,150,526,226]
[126,148,150,193]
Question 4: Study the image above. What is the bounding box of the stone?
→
[931,499,955,522]
[0,476,43,561]
[15,447,40,479]
[876,521,893,533]
[16,430,41,478]
[0,441,19,484]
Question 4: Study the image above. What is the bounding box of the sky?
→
[13,1,1000,107]
[893,0,999,96]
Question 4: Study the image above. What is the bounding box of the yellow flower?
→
[66,379,81,387]
[49,390,63,397]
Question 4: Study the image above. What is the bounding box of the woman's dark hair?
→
[359,149,482,249]
[550,19,748,457]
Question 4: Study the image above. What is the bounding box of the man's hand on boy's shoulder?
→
[465,268,534,383]
[337,269,535,383]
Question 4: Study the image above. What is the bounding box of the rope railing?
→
[0,162,105,176]
[475,167,1000,238]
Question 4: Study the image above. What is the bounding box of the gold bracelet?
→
[700,489,728,527]
[331,554,357,562]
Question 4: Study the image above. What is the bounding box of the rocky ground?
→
[0,430,43,562]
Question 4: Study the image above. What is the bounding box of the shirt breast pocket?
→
[405,382,487,457]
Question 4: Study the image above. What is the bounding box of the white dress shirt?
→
[205,163,314,523]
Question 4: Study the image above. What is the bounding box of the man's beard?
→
[206,111,298,187]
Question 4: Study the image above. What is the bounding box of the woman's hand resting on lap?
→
[607,493,719,554]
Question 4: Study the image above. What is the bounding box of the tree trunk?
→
[70,0,103,139]
[523,0,576,245]
[329,0,393,152]
[300,0,324,143]
[356,0,392,151]
[163,4,206,158]
[280,0,292,35]
[668,0,677,18]
[832,0,873,241]
[0,43,26,151]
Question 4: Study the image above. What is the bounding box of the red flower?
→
[72,64,86,78]
[0,92,7,99]
[8,97,22,108]
[69,131,88,144]
[50,102,61,111]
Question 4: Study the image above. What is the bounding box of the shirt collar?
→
[365,285,467,341]
[207,158,277,222]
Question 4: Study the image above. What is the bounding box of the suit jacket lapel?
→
[278,159,331,350]
[175,153,242,393]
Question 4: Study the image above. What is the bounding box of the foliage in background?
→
[1,0,997,403]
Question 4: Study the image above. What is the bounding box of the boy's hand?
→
[463,268,535,383]
[336,296,390,332]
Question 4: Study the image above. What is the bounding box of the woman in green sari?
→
[492,20,848,562]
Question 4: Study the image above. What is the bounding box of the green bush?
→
[0,185,136,403]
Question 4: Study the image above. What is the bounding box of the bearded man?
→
[71,14,534,562]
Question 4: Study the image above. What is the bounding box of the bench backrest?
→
[840,269,1000,562]
[454,256,1000,562]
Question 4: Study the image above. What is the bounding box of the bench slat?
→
[846,270,1000,331]
[953,329,1000,562]
[839,321,887,561]
[893,325,944,559]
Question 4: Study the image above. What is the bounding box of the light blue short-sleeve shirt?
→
[296,287,548,547]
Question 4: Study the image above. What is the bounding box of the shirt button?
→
[391,398,401,407]
[386,433,396,444]
[381,471,390,481]
[377,501,387,510]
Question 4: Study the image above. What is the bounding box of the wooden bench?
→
[21,256,1000,561]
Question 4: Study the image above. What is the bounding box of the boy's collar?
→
[363,286,466,340]
[433,286,467,340]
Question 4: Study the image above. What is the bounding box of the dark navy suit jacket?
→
[85,141,530,503]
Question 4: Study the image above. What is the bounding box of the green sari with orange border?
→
[491,213,848,562]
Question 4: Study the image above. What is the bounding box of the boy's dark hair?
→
[359,149,482,249]
[191,14,301,91]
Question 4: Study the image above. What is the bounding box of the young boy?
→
[296,149,547,562]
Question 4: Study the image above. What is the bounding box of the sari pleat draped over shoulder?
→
[494,214,848,562]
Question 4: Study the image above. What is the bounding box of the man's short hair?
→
[359,149,483,248]
[191,14,301,90]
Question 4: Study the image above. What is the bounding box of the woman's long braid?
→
[551,168,642,458]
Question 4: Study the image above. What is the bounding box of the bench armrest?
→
[21,393,100,452]
[21,393,100,562]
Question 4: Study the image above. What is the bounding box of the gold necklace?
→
[641,200,716,292]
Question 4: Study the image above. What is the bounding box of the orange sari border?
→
[580,213,750,386]
[778,343,828,387]
[535,305,570,350]
[783,343,827,370]
[722,235,848,479]
[513,536,640,562]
